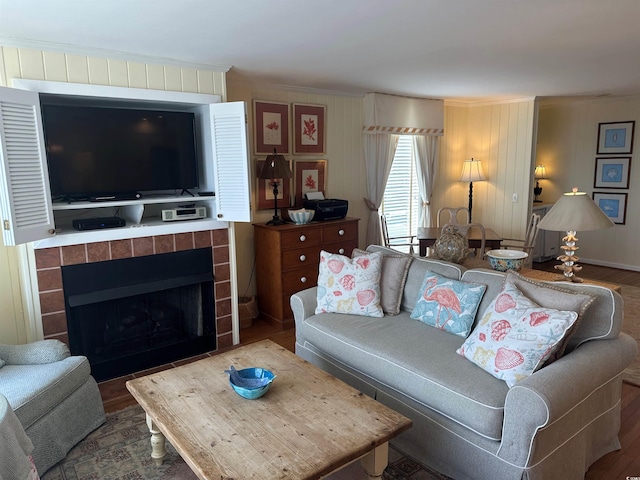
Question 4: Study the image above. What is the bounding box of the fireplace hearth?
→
[61,247,216,381]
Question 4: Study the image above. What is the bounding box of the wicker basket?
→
[238,296,259,329]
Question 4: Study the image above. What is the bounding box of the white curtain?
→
[413,135,440,227]
[363,134,400,245]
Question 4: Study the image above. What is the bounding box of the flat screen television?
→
[41,103,198,201]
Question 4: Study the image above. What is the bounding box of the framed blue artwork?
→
[594,157,631,189]
[593,192,627,224]
[597,121,635,154]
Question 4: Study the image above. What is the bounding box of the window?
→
[381,136,419,252]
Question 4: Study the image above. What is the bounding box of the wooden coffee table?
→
[126,340,412,479]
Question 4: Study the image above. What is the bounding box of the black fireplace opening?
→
[61,248,216,382]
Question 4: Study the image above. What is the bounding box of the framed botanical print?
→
[593,191,627,225]
[294,160,327,206]
[253,100,289,155]
[256,159,292,210]
[597,121,635,154]
[594,157,631,189]
[293,103,326,155]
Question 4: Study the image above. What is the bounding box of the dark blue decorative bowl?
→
[224,366,276,400]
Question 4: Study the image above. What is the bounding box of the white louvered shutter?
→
[0,87,54,246]
[208,102,251,223]
[381,135,419,252]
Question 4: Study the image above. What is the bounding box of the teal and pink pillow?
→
[457,281,579,387]
[315,250,384,317]
[410,271,486,337]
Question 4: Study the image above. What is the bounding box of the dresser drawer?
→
[282,246,322,272]
[280,226,322,250]
[283,266,319,296]
[322,240,358,257]
[322,221,358,243]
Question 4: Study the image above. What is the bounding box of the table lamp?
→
[259,148,292,225]
[459,158,486,222]
[533,165,547,202]
[537,187,614,282]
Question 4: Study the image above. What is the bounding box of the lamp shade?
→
[460,158,486,182]
[259,149,292,180]
[538,189,615,232]
[534,165,547,179]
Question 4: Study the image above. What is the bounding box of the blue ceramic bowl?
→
[486,249,528,272]
[288,208,315,225]
[227,367,276,400]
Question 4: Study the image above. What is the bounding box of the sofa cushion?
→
[316,250,383,317]
[299,312,509,440]
[0,356,92,429]
[458,281,578,387]
[353,248,412,316]
[410,271,487,337]
[0,358,4,369]
[505,272,596,363]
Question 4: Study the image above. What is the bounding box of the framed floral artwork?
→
[593,191,627,224]
[597,121,635,154]
[253,100,289,155]
[294,160,327,206]
[256,159,292,210]
[293,103,326,155]
[594,157,631,189]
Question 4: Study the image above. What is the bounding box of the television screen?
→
[41,104,198,200]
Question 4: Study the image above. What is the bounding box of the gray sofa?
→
[0,339,106,474]
[291,244,638,480]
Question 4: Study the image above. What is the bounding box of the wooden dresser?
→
[253,217,359,329]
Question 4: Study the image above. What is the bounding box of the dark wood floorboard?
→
[101,259,639,479]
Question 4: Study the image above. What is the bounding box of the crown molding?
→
[0,36,231,72]
[445,96,536,108]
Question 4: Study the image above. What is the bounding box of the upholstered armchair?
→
[0,340,106,474]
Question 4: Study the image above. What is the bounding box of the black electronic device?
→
[72,216,126,231]
[303,198,349,221]
[41,104,199,201]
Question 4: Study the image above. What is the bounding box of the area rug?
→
[41,404,451,480]
[621,284,640,386]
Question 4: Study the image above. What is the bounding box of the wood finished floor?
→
[100,259,640,480]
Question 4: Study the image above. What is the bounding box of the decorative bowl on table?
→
[486,249,529,272]
[224,366,276,400]
[288,208,314,225]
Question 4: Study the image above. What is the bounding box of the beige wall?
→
[226,79,368,298]
[435,99,537,239]
[0,45,227,344]
[537,96,640,270]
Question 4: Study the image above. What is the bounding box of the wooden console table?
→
[519,268,622,293]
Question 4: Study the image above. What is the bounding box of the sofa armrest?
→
[290,287,318,327]
[498,333,637,466]
[0,340,70,365]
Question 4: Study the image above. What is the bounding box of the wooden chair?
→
[500,213,541,267]
[437,207,470,227]
[380,214,418,254]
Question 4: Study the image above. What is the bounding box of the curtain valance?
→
[363,92,444,135]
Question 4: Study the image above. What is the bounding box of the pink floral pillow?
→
[457,281,578,387]
[315,250,384,317]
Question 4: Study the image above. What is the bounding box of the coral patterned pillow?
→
[457,281,579,387]
[410,271,486,337]
[315,250,384,317]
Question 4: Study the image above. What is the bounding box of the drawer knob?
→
[299,234,306,242]
[299,254,306,262]
[338,229,345,236]
[300,276,307,283]
[338,248,345,254]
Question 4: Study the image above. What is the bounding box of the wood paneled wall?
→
[434,99,537,239]
[537,96,640,270]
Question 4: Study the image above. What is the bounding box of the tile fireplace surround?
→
[33,229,232,402]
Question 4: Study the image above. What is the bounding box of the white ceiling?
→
[2,0,640,103]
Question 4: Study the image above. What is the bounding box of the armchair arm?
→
[498,333,637,467]
[0,339,70,365]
